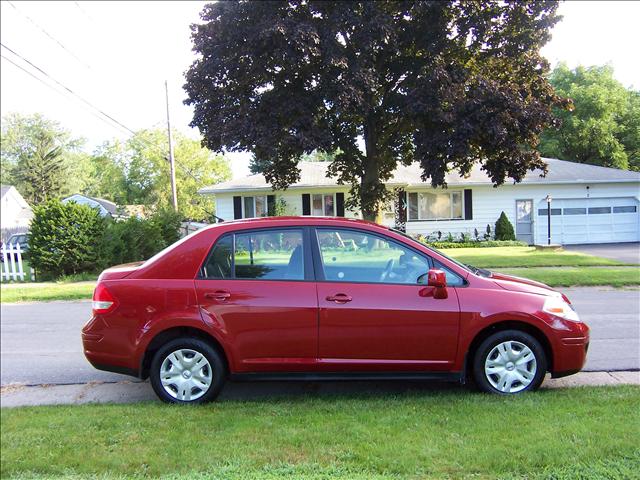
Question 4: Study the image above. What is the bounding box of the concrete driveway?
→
[564,242,640,264]
[1,287,638,388]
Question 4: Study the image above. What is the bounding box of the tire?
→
[472,330,547,395]
[150,337,226,404]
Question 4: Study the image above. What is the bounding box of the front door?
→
[195,227,318,373]
[516,200,534,244]
[313,228,460,372]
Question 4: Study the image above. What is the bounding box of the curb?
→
[1,371,638,408]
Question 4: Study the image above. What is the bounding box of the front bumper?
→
[551,321,590,377]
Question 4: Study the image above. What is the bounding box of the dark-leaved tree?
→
[185,0,566,220]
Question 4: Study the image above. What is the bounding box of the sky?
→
[1,0,639,180]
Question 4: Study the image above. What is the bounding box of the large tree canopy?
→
[1,113,84,204]
[540,64,640,171]
[185,0,565,220]
[94,129,232,221]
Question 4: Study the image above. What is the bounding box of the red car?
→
[83,217,589,403]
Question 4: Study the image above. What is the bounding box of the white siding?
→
[210,181,640,245]
[404,182,640,244]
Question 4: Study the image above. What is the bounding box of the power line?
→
[7,1,93,70]
[1,53,129,135]
[1,43,204,185]
[1,42,137,136]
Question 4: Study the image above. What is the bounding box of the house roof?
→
[63,194,118,215]
[199,158,640,194]
[1,185,31,209]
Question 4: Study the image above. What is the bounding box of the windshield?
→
[389,228,492,277]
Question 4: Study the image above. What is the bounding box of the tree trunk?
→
[360,118,381,222]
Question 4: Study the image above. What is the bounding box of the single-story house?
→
[198,158,640,245]
[0,185,33,232]
[62,194,118,218]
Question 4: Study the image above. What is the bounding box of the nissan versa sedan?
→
[82,217,589,403]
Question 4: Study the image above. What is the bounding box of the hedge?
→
[421,240,528,249]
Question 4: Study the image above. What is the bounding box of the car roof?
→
[212,216,381,229]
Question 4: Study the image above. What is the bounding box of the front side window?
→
[407,191,463,220]
[243,196,267,218]
[234,229,304,280]
[316,228,429,284]
[312,193,335,216]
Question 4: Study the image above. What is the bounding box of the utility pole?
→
[165,80,178,211]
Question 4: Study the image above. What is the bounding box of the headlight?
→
[543,296,581,322]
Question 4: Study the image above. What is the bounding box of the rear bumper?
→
[82,317,141,379]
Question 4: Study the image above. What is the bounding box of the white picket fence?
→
[1,243,34,282]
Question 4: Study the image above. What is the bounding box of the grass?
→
[496,267,640,287]
[0,281,95,303]
[441,246,630,268]
[1,386,639,479]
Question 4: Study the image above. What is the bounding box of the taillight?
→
[92,283,116,315]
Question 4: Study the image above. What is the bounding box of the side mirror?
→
[427,269,447,288]
[427,269,448,299]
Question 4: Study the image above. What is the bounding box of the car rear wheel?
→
[473,330,547,395]
[150,338,226,404]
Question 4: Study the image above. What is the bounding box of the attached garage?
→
[536,197,640,245]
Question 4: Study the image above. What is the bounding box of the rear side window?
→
[234,230,304,280]
[200,229,305,281]
[201,235,233,279]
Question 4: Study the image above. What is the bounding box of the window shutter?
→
[233,196,242,219]
[302,194,311,215]
[336,192,345,217]
[464,189,473,220]
[267,195,276,216]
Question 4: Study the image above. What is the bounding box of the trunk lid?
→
[97,261,145,281]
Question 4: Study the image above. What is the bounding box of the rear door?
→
[313,227,460,372]
[195,227,318,373]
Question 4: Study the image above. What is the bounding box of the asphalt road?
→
[1,287,639,386]
[563,243,640,264]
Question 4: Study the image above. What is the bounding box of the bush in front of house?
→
[28,199,105,279]
[426,240,527,249]
[28,200,183,279]
[97,209,182,268]
[494,211,516,241]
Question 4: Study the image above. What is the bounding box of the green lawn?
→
[441,246,630,268]
[0,281,95,303]
[1,386,638,479]
[496,267,640,287]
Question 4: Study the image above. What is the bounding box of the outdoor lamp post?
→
[546,194,552,245]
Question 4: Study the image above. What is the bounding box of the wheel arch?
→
[465,320,553,377]
[140,326,230,380]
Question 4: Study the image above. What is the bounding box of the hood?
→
[490,271,558,296]
[97,261,145,281]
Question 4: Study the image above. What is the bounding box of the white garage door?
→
[536,197,640,245]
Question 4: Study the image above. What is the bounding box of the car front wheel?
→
[150,338,226,404]
[473,330,547,394]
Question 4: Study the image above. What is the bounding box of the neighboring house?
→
[62,194,118,218]
[0,185,33,232]
[199,159,640,245]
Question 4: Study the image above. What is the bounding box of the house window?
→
[613,206,636,213]
[312,193,335,216]
[243,196,267,218]
[538,208,562,216]
[407,191,463,221]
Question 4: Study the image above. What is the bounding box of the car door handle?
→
[326,293,352,304]
[204,291,231,301]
